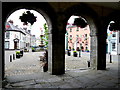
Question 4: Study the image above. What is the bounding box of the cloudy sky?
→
[7,9,47,38]
[7,9,78,37]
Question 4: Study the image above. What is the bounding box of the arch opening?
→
[65,14,98,71]
[4,8,52,78]
[106,20,120,64]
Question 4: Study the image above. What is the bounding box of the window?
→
[84,34,87,40]
[85,34,87,37]
[5,31,10,39]
[5,41,9,49]
[70,28,72,32]
[112,33,116,37]
[70,35,72,37]
[112,42,116,51]
[80,43,82,46]
[76,35,79,37]
[76,27,79,31]
[70,35,72,40]
[76,35,79,41]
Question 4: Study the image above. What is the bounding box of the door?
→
[14,42,17,49]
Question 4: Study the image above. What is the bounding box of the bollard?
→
[110,54,112,63]
[10,55,12,62]
[87,61,90,67]
[67,50,71,56]
[13,54,15,60]
[20,50,23,57]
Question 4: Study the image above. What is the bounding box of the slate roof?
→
[5,22,26,35]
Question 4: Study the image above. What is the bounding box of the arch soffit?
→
[3,2,56,34]
[63,3,99,35]
[104,11,120,30]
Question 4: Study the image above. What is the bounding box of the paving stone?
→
[10,80,36,87]
[83,74,98,80]
[50,81,66,88]
[58,83,74,88]
[35,77,62,83]
[100,81,117,88]
[67,82,83,88]
[75,76,93,84]
[92,84,107,88]
[40,82,52,88]
[33,84,43,88]
[4,51,119,89]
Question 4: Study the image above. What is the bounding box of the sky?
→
[7,9,79,37]
[68,15,79,24]
[7,9,47,38]
[67,15,80,27]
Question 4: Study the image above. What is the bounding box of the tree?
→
[43,23,48,48]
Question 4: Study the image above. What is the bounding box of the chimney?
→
[28,30,31,34]
[33,35,35,37]
[23,28,27,30]
[8,20,13,24]
[16,25,18,28]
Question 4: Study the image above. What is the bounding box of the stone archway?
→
[2,2,54,79]
[103,11,120,65]
[63,3,100,70]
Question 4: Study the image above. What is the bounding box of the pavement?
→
[3,51,120,89]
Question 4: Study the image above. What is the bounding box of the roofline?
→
[5,29,26,35]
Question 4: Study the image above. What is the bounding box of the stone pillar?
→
[48,32,53,73]
[48,29,65,75]
[48,12,65,75]
[90,33,98,70]
[89,17,106,70]
[54,33,65,74]
[97,33,106,70]
[0,1,4,82]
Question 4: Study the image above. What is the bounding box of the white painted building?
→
[36,36,41,46]
[106,21,120,55]
[5,21,36,50]
[5,21,26,50]
[31,35,36,47]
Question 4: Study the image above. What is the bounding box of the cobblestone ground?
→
[4,52,119,89]
[65,54,89,70]
[5,52,90,77]
[4,60,119,89]
[5,51,45,76]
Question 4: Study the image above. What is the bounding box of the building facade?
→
[106,26,120,55]
[66,25,91,51]
[31,35,36,47]
[5,21,36,50]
